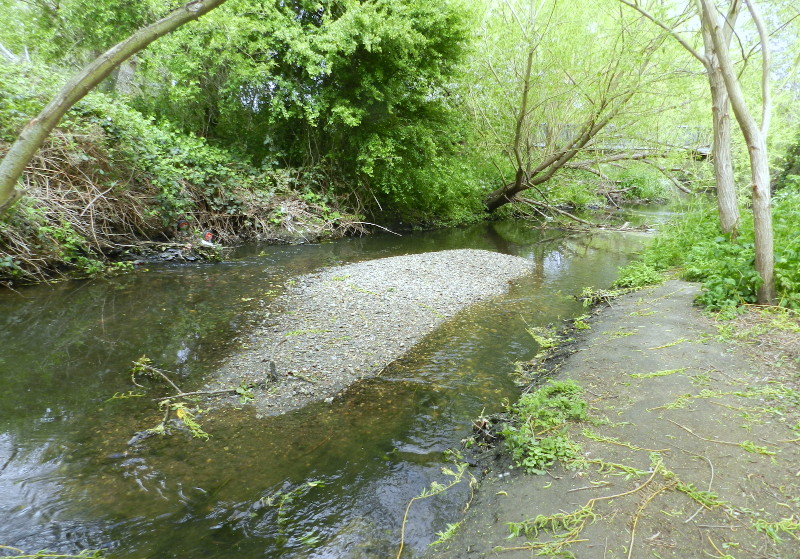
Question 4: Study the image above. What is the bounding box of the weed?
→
[612,260,664,289]
[606,328,636,339]
[753,516,800,543]
[526,325,558,349]
[429,521,463,547]
[263,479,326,547]
[501,380,587,474]
[577,286,629,307]
[630,367,687,379]
[166,401,210,440]
[581,429,668,453]
[676,482,727,509]
[648,338,691,350]
[397,453,475,558]
[573,314,591,330]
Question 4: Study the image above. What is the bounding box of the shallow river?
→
[0,217,657,558]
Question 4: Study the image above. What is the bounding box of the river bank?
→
[427,279,800,559]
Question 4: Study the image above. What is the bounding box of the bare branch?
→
[618,0,706,64]
[745,0,771,136]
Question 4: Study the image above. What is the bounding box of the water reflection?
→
[0,220,657,557]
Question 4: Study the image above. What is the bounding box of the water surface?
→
[0,219,655,557]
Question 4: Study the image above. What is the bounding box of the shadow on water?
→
[0,218,657,557]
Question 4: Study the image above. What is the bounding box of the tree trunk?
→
[750,135,775,304]
[0,0,230,215]
[700,0,775,304]
[707,56,740,235]
[619,0,741,234]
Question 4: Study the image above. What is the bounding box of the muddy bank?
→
[428,280,800,559]
[211,249,533,416]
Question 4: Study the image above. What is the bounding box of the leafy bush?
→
[610,163,670,202]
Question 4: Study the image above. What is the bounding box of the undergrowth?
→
[0,63,363,285]
[501,380,588,474]
[622,191,800,312]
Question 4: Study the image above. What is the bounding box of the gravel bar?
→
[213,249,533,415]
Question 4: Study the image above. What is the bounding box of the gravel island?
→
[213,249,533,415]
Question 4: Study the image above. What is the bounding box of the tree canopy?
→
[1,0,800,304]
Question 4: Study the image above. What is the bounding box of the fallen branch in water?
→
[125,355,257,441]
[517,197,593,226]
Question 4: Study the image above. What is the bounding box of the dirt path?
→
[428,280,800,559]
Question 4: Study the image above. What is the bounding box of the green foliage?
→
[501,380,587,474]
[609,164,670,202]
[262,479,327,547]
[165,401,210,440]
[430,521,463,547]
[638,191,800,311]
[130,0,479,223]
[0,0,156,66]
[612,260,664,289]
[753,516,800,544]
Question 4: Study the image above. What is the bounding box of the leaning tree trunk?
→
[0,0,230,215]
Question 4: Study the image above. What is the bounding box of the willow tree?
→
[700,0,775,303]
[469,0,695,214]
[620,0,742,235]
[0,0,230,215]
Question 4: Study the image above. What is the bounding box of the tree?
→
[469,0,692,214]
[619,0,742,235]
[132,0,474,221]
[0,0,230,215]
[699,0,775,303]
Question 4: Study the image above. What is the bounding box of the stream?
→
[0,217,658,558]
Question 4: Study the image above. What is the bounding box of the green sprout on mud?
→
[429,521,463,547]
[502,380,587,474]
[753,516,800,543]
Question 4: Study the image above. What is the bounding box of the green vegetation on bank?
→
[613,185,800,312]
[2,0,800,290]
[0,62,361,283]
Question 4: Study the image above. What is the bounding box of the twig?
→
[682,450,715,524]
[567,481,612,493]
[665,418,744,448]
[154,386,249,402]
[351,221,402,236]
[517,196,593,225]
[628,480,676,559]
